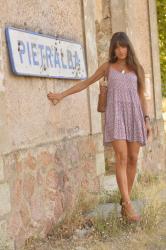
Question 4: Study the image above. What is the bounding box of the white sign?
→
[5,27,87,79]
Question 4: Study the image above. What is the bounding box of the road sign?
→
[5,27,87,79]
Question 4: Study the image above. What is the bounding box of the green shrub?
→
[156,0,166,97]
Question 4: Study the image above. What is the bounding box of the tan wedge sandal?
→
[119,198,124,216]
[121,200,141,222]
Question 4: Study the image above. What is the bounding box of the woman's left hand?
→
[145,121,152,141]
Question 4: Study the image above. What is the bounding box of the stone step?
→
[84,188,166,220]
[101,175,118,192]
[84,199,146,220]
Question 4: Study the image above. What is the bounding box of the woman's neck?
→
[116,59,127,65]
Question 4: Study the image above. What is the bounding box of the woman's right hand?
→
[47,92,64,104]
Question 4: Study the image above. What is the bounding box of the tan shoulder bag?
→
[97,64,110,113]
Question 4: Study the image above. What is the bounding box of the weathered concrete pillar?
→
[0,26,14,250]
[0,27,12,153]
[82,0,103,135]
[83,0,105,177]
[110,0,126,32]
[148,0,163,120]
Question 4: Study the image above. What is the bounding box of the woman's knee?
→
[115,153,128,167]
[127,154,138,166]
[111,140,128,167]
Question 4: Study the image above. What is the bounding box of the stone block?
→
[0,156,4,181]
[95,152,105,176]
[93,134,104,153]
[101,175,118,192]
[46,169,58,190]
[0,183,11,216]
[0,220,15,250]
[8,211,22,238]
[23,174,35,202]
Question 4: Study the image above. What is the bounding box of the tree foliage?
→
[156,0,166,97]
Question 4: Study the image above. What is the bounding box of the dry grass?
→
[22,170,166,250]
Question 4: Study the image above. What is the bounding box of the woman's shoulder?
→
[97,61,112,79]
[100,61,111,73]
[94,62,110,77]
[99,61,109,68]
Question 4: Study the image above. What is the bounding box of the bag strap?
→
[103,63,110,82]
[99,63,110,86]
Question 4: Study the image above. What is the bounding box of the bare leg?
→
[112,140,141,221]
[126,141,140,195]
[111,140,130,202]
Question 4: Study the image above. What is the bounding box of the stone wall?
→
[0,0,165,249]
[2,134,103,249]
[0,0,88,150]
[0,0,105,248]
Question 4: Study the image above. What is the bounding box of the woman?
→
[47,32,152,222]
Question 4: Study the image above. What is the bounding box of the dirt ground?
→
[23,218,166,250]
[23,174,166,250]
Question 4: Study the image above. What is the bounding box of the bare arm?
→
[138,89,149,117]
[137,66,150,123]
[138,81,152,140]
[61,62,107,97]
[137,65,152,141]
[47,62,109,102]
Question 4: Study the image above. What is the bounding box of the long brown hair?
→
[108,32,145,95]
